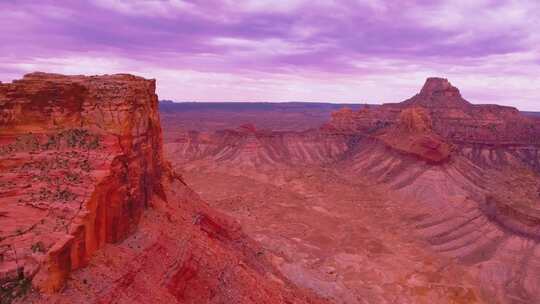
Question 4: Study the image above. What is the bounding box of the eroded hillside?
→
[164,78,540,304]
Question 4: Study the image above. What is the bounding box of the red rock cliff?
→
[0,72,164,294]
[0,73,328,304]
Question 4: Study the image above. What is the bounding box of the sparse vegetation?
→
[64,171,82,184]
[0,128,102,156]
[0,267,32,304]
[1,128,103,209]
[0,133,39,156]
[37,187,53,201]
[58,128,102,150]
[80,159,92,172]
[53,187,77,203]
[30,241,46,253]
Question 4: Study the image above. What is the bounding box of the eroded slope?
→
[165,77,540,304]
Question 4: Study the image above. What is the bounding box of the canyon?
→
[164,78,540,303]
[1,73,539,304]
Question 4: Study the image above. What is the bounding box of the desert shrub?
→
[0,267,32,303]
[59,129,101,150]
[52,187,77,202]
[36,128,102,151]
[64,171,82,184]
[42,134,59,150]
[30,241,46,253]
[80,159,92,172]
[37,187,52,201]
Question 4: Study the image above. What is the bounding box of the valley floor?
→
[179,164,483,304]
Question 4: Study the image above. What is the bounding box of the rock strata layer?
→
[0,72,164,296]
[163,77,540,304]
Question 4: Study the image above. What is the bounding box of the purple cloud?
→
[0,0,539,110]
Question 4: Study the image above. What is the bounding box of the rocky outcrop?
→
[0,73,328,304]
[0,72,164,296]
[377,107,452,163]
[325,106,397,134]
[403,77,470,108]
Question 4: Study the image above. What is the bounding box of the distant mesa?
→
[321,76,540,163]
[237,123,257,133]
[420,77,461,98]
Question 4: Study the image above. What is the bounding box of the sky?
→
[1,0,539,110]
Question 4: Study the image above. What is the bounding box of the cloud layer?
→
[1,0,539,110]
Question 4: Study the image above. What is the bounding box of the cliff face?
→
[0,72,164,296]
[0,73,327,304]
